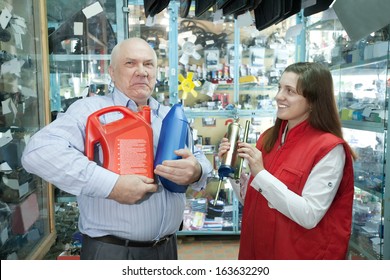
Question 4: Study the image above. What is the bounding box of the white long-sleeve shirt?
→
[230,144,346,229]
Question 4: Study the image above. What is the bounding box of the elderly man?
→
[22,38,212,260]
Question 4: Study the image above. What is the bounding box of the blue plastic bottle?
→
[154,103,189,192]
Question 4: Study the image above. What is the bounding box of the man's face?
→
[109,40,157,105]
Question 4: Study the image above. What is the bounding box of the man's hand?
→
[108,174,158,204]
[154,149,202,185]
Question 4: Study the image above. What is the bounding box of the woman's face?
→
[275,71,311,129]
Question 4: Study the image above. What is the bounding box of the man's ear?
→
[108,65,114,81]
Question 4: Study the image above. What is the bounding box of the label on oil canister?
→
[118,138,148,174]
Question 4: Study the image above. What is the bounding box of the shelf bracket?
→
[168,1,179,105]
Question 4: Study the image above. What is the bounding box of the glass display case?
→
[45,0,121,249]
[47,0,118,120]
[0,0,55,259]
[305,9,390,259]
[332,59,388,260]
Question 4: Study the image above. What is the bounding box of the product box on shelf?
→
[10,192,39,235]
[364,41,389,59]
[57,251,80,260]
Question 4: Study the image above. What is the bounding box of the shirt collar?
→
[112,87,160,114]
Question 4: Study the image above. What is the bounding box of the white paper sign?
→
[74,22,83,36]
[237,11,254,28]
[0,7,12,29]
[82,2,103,19]
[19,86,36,98]
[0,129,13,147]
[1,58,25,77]
[0,162,12,172]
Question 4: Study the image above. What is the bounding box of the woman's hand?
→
[218,137,231,159]
[237,141,264,177]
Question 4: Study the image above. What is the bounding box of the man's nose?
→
[136,66,148,77]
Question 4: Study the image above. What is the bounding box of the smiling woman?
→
[218,62,357,260]
[275,71,311,129]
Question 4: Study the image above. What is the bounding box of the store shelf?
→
[50,54,111,61]
[341,120,385,133]
[315,14,389,259]
[177,230,240,236]
[184,108,275,118]
[329,56,388,72]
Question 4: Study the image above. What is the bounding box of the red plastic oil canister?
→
[85,106,153,178]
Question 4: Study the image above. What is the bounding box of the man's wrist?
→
[192,162,203,183]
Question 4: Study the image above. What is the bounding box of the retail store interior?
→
[1,0,390,260]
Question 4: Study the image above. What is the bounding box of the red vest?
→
[239,120,354,259]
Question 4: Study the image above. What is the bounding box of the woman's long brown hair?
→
[261,62,357,160]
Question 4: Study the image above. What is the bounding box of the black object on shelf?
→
[303,0,333,17]
[222,0,248,16]
[254,0,283,31]
[195,0,216,18]
[207,199,225,219]
[144,0,170,18]
[180,0,192,18]
[276,0,301,24]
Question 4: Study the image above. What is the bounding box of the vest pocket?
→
[278,167,304,193]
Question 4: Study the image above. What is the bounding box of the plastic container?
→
[154,103,189,192]
[85,106,153,178]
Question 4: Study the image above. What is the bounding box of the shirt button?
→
[328,182,333,188]
[258,188,262,193]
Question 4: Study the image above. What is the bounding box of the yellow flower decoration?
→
[178,72,201,99]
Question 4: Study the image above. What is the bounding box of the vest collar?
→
[279,119,310,145]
